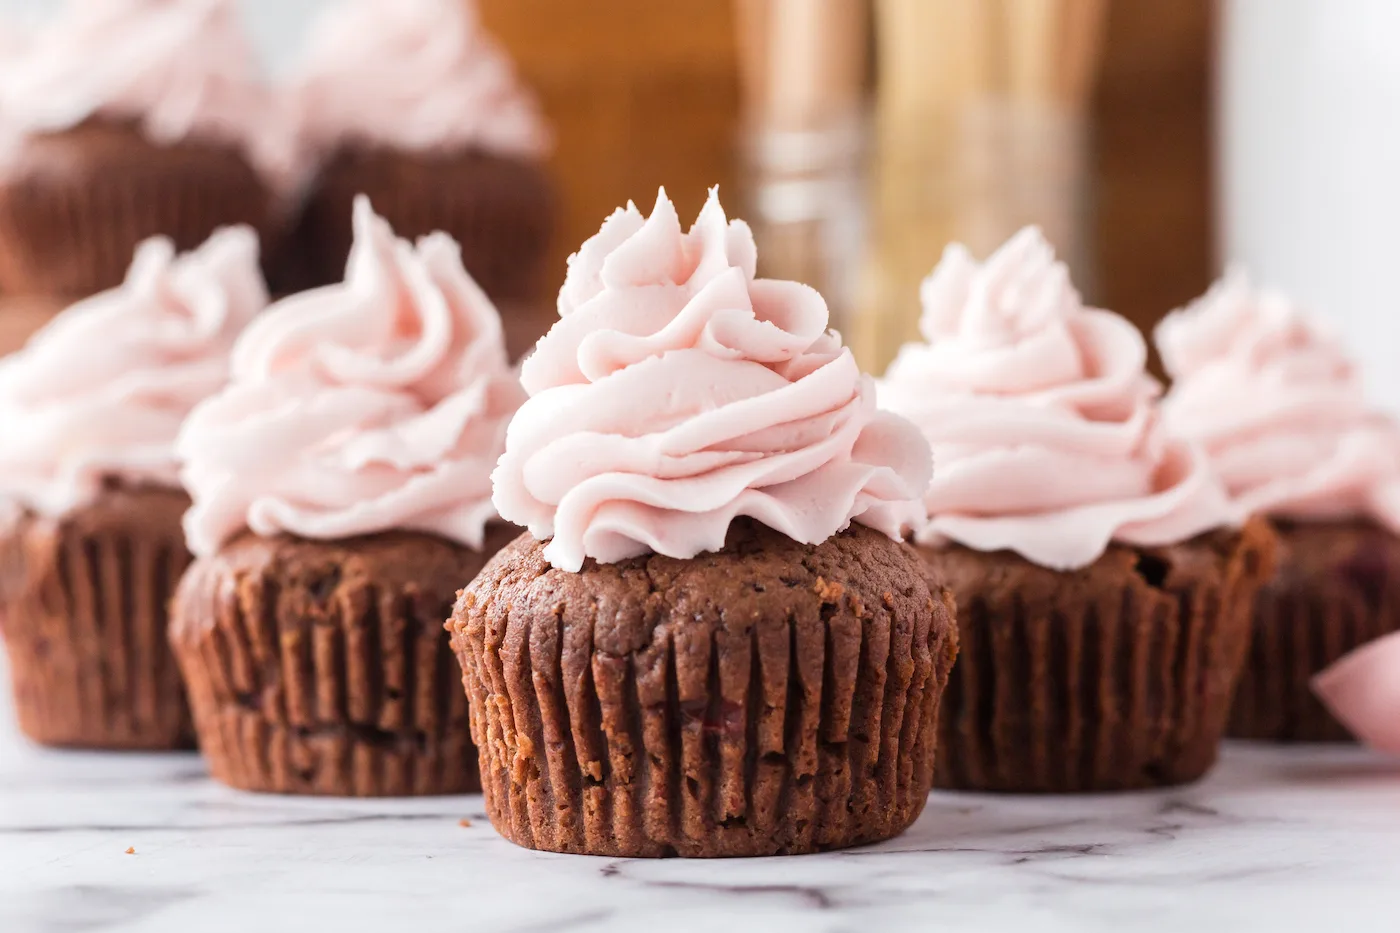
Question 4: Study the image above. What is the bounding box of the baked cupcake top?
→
[0,0,289,177]
[879,227,1231,571]
[179,197,524,558]
[493,187,932,572]
[1158,269,1400,532]
[293,0,551,162]
[0,226,265,517]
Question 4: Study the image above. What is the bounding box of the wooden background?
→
[480,0,1214,337]
[1091,0,1213,338]
[478,0,742,301]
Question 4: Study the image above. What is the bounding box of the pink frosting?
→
[0,19,25,61]
[293,0,551,161]
[879,227,1233,571]
[0,0,293,183]
[179,197,525,557]
[1313,632,1400,754]
[0,23,25,117]
[494,187,931,573]
[1158,270,1400,532]
[0,226,266,517]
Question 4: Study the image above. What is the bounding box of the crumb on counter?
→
[814,576,844,604]
[125,847,135,855]
[458,818,472,828]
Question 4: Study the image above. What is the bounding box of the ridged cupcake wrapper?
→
[0,493,194,750]
[169,533,506,797]
[450,532,959,858]
[287,149,555,311]
[1229,523,1400,742]
[0,126,271,296]
[935,521,1274,793]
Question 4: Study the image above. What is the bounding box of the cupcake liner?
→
[928,518,1275,793]
[449,522,959,858]
[0,487,194,750]
[0,120,272,297]
[285,147,555,320]
[169,526,516,797]
[1229,520,1400,742]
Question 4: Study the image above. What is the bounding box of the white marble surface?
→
[3,680,1400,933]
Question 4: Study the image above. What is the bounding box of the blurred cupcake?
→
[0,0,288,297]
[0,226,266,749]
[1158,271,1400,743]
[284,0,554,355]
[450,188,955,857]
[881,228,1275,793]
[171,197,524,796]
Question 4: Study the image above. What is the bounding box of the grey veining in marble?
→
[2,667,1400,933]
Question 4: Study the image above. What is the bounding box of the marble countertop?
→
[3,680,1400,933]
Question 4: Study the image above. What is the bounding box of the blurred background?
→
[2,0,1397,408]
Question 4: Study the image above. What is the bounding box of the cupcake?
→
[448,188,956,857]
[0,226,266,749]
[0,0,287,297]
[284,0,554,354]
[171,197,524,796]
[880,228,1275,793]
[1157,270,1400,743]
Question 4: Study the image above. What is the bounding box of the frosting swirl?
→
[494,187,931,572]
[179,197,525,557]
[294,0,551,160]
[0,226,266,517]
[880,226,1232,571]
[0,0,291,180]
[1157,269,1400,532]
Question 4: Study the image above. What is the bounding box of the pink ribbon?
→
[1313,630,1400,754]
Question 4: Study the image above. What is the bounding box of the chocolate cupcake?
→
[879,228,1275,793]
[1158,271,1400,745]
[0,0,289,297]
[172,198,525,796]
[0,227,267,748]
[450,189,955,857]
[283,0,554,355]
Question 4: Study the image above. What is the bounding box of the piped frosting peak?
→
[494,187,932,572]
[881,227,1232,570]
[179,197,524,556]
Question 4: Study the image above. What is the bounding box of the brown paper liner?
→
[448,521,959,858]
[169,526,517,796]
[1229,520,1400,742]
[0,120,273,296]
[283,146,555,340]
[0,487,194,750]
[925,518,1276,793]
